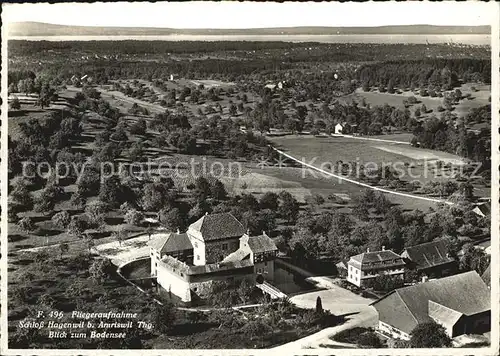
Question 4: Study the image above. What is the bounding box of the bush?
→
[357,331,384,348]
[332,327,372,344]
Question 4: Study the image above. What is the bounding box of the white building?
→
[334,123,344,134]
[346,248,405,287]
[148,213,278,303]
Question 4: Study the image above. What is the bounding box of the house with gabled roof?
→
[187,212,246,265]
[401,239,458,279]
[346,247,405,287]
[223,232,278,282]
[371,271,491,340]
[148,213,278,303]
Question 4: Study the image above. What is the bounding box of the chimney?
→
[367,248,370,253]
[382,246,385,251]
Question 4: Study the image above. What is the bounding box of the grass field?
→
[267,134,488,210]
[346,83,490,119]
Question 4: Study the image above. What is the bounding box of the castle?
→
[149,212,278,303]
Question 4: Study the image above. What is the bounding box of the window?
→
[193,287,197,292]
[264,261,268,266]
[194,242,198,248]
[197,255,200,260]
[355,269,358,275]
[222,243,228,250]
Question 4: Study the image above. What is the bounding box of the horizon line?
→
[9,21,492,30]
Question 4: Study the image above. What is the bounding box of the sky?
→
[2,2,495,29]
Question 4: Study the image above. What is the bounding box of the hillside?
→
[8,22,491,37]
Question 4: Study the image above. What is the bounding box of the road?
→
[271,146,453,205]
[275,287,378,349]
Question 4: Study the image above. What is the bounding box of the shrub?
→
[332,327,372,344]
[357,331,383,348]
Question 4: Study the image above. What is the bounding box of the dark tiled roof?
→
[148,232,193,253]
[247,234,278,254]
[371,271,490,334]
[350,250,405,270]
[402,240,455,270]
[190,213,246,242]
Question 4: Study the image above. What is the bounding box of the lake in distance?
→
[9,34,490,45]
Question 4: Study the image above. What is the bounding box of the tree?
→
[210,179,227,200]
[112,226,128,246]
[387,79,395,94]
[129,118,147,135]
[259,192,279,211]
[77,165,101,197]
[10,178,34,211]
[315,296,323,314]
[99,176,125,208]
[124,209,144,226]
[278,191,299,223]
[84,235,95,253]
[128,142,145,162]
[142,182,171,211]
[9,96,21,110]
[229,103,238,116]
[34,184,63,215]
[241,320,273,341]
[289,229,320,262]
[460,243,489,275]
[410,322,452,348]
[67,216,87,238]
[85,200,107,229]
[194,177,211,200]
[353,203,369,221]
[237,279,254,304]
[358,331,383,348]
[59,242,69,258]
[159,207,184,231]
[89,258,115,283]
[152,303,177,334]
[18,217,36,233]
[51,211,71,229]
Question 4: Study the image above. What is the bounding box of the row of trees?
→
[356,58,490,90]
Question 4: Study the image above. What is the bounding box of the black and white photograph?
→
[1,1,498,353]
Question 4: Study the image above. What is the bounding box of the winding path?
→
[271,146,452,205]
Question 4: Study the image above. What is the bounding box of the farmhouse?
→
[346,247,405,287]
[371,271,491,340]
[401,240,457,279]
[149,212,278,303]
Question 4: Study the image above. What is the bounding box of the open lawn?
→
[349,83,490,119]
